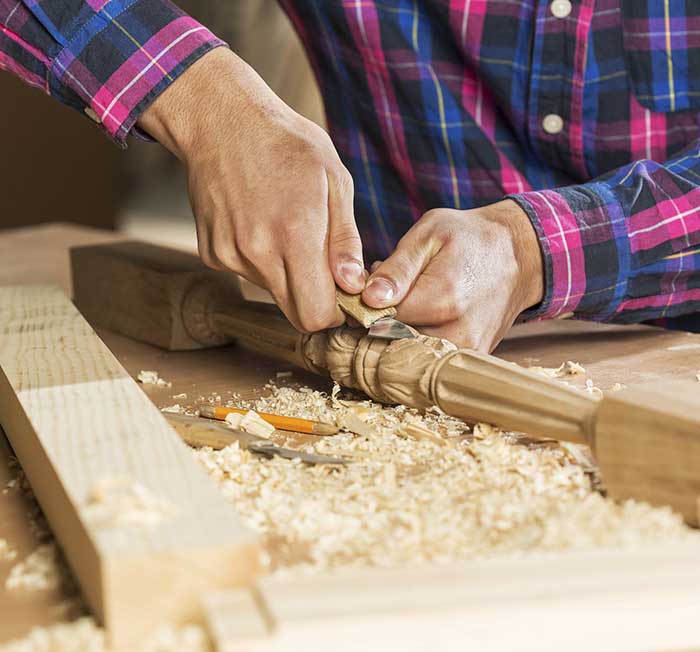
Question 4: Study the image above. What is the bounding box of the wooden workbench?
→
[1,223,699,645]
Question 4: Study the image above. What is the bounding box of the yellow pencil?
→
[198,406,338,436]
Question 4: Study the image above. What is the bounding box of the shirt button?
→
[550,0,572,18]
[542,113,564,134]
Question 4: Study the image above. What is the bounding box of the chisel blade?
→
[367,316,419,340]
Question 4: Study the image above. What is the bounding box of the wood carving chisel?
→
[336,288,417,340]
[165,413,349,465]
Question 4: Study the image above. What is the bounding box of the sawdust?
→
[5,544,65,592]
[2,618,105,652]
[584,378,604,398]
[1,618,212,652]
[528,361,586,378]
[193,383,692,577]
[0,538,17,562]
[161,404,184,414]
[82,477,174,529]
[137,370,172,388]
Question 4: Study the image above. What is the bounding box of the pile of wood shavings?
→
[192,383,692,576]
[4,543,65,591]
[2,619,212,652]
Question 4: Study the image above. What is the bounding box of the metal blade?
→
[165,413,349,465]
[248,442,349,465]
[367,317,418,340]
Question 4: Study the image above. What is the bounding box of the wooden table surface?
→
[1,223,699,643]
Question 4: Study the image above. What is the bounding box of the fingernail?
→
[365,277,395,305]
[338,260,365,290]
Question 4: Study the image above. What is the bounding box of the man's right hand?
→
[138,48,364,332]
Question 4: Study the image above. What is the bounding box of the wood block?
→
[0,286,259,651]
[71,241,243,350]
[335,288,396,328]
[595,381,700,526]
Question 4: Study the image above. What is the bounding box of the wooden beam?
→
[0,285,259,651]
[205,542,700,652]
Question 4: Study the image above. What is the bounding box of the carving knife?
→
[164,413,349,465]
[336,288,418,340]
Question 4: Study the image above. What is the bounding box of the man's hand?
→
[361,200,544,351]
[138,48,365,332]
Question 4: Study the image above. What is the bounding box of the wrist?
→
[486,199,545,310]
[137,47,242,160]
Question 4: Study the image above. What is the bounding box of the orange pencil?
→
[198,406,339,436]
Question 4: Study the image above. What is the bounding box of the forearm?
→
[0,0,225,145]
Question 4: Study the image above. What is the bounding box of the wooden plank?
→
[205,542,700,652]
[0,285,260,651]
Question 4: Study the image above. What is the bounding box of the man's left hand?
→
[361,200,545,352]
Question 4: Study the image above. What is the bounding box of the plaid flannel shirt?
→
[3,1,700,329]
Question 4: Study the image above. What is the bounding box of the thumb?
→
[327,167,365,293]
[362,230,434,308]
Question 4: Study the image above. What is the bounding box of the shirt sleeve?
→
[0,0,226,146]
[508,142,700,325]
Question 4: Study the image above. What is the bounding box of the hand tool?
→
[336,288,417,340]
[165,413,349,465]
[198,406,338,435]
[71,242,700,524]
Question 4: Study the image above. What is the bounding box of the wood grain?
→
[595,381,700,526]
[0,285,259,651]
[335,288,396,327]
[204,542,700,652]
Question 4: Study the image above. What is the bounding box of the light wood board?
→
[205,542,700,652]
[0,284,259,651]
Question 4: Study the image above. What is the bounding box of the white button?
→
[550,0,572,18]
[542,113,564,134]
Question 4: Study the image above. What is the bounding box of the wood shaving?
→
[1,618,212,652]
[0,538,17,562]
[528,361,586,378]
[5,543,64,592]
[275,371,293,379]
[82,477,173,529]
[225,411,275,437]
[585,379,604,398]
[193,383,693,577]
[161,404,184,414]
[2,617,105,652]
[137,370,172,388]
[172,393,188,400]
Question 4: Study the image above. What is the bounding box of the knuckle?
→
[211,242,242,273]
[198,245,221,271]
[333,167,354,193]
[331,223,361,249]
